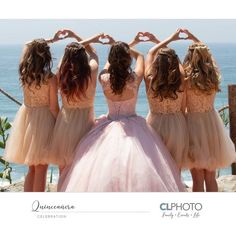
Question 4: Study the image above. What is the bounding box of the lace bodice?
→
[186,89,215,113]
[61,84,95,109]
[23,82,50,107]
[147,89,184,114]
[100,73,138,119]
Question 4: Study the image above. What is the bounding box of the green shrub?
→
[219,109,229,128]
[0,117,12,184]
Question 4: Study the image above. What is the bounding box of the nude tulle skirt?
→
[4,105,55,165]
[49,106,95,166]
[146,111,189,168]
[182,110,236,170]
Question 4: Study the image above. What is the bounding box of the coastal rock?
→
[217,175,236,192]
[0,181,57,192]
[186,175,236,192]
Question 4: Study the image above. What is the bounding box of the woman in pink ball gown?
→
[58,34,186,192]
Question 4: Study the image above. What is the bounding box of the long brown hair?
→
[19,39,53,88]
[108,41,132,95]
[183,42,220,94]
[59,42,91,102]
[146,48,182,100]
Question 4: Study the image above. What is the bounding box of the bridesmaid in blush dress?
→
[4,34,62,192]
[182,29,236,192]
[58,34,186,192]
[50,30,104,172]
[130,30,189,169]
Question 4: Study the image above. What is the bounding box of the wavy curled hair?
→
[146,48,182,101]
[19,39,53,88]
[183,42,220,94]
[108,41,133,95]
[59,42,91,102]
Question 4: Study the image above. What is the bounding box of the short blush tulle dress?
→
[4,78,55,165]
[49,82,96,167]
[146,83,189,168]
[58,73,186,192]
[182,87,236,171]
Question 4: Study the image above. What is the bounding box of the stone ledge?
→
[1,175,236,192]
[0,181,56,192]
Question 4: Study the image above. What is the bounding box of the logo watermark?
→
[160,202,203,219]
[32,200,77,219]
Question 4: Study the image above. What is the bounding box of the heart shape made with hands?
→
[178,32,188,39]
[98,36,111,44]
[138,35,150,42]
[58,31,69,40]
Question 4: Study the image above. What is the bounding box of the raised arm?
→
[182,29,201,43]
[130,47,144,85]
[61,29,101,66]
[145,29,184,71]
[128,33,145,83]
[100,34,116,73]
[78,33,107,74]
[144,32,161,44]
[128,32,146,47]
[129,32,160,48]
[45,30,64,44]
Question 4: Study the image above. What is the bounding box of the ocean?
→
[0,42,236,186]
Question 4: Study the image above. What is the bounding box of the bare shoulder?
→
[89,58,99,72]
[98,69,109,83]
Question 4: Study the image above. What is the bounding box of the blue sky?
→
[0,19,236,44]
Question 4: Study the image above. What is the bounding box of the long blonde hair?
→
[183,42,220,94]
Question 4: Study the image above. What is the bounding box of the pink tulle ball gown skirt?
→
[58,115,186,192]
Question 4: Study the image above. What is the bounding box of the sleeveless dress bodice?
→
[186,89,215,113]
[147,89,184,114]
[100,73,138,120]
[23,82,50,107]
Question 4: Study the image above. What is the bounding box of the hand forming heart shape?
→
[58,31,69,40]
[98,36,110,44]
[135,32,158,42]
[170,28,189,41]
[134,32,150,42]
[98,34,115,45]
[138,35,150,42]
[178,32,188,40]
